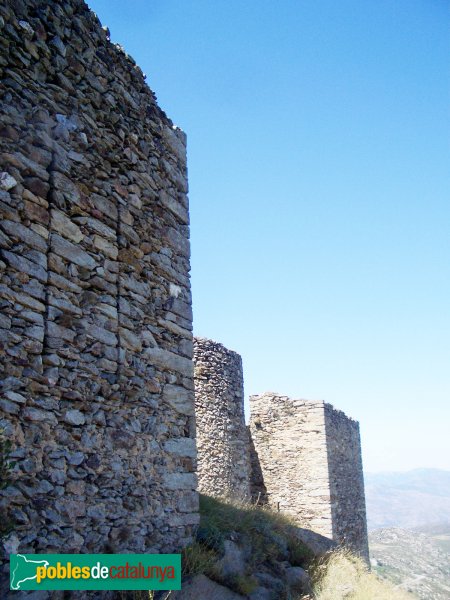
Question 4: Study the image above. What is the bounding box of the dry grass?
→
[120,498,417,600]
[311,550,416,600]
[181,540,220,578]
[198,494,313,568]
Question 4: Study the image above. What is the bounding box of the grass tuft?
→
[287,534,314,567]
[198,494,312,568]
[231,573,259,595]
[311,549,416,600]
[181,541,220,579]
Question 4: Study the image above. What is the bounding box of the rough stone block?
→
[163,384,194,416]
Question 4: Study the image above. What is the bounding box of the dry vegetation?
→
[311,550,416,600]
[182,495,418,599]
[120,496,417,599]
[182,494,313,596]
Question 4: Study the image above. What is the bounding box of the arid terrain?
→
[369,527,450,599]
[366,469,450,599]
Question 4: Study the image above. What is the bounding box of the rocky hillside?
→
[369,527,450,600]
[365,468,450,529]
[149,495,415,600]
[173,494,327,599]
[413,521,450,553]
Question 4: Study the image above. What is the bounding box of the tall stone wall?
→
[193,338,250,498]
[0,0,197,570]
[324,403,369,559]
[249,393,369,561]
[249,394,332,533]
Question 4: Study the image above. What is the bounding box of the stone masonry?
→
[324,402,369,561]
[249,393,369,561]
[193,338,251,499]
[0,0,371,585]
[0,0,198,578]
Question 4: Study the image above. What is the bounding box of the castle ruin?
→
[0,0,370,589]
[193,337,250,499]
[0,0,197,567]
[192,341,370,561]
[249,393,370,561]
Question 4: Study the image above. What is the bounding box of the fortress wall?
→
[0,0,197,564]
[249,393,369,560]
[249,394,333,537]
[193,338,250,498]
[324,403,370,560]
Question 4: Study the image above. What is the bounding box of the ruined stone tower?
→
[0,0,197,566]
[249,393,369,561]
[193,338,251,498]
[0,0,371,583]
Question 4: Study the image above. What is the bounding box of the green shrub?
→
[0,427,16,540]
[231,574,258,595]
[0,428,15,491]
[198,494,308,568]
[287,535,314,567]
[181,541,220,579]
[196,521,226,552]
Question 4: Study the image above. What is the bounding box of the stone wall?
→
[249,394,332,532]
[193,338,250,498]
[324,403,369,560]
[249,393,369,561]
[0,0,370,578]
[0,0,198,571]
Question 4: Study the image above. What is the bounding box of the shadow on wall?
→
[248,426,268,505]
[193,337,370,564]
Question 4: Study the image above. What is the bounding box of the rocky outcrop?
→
[172,574,247,600]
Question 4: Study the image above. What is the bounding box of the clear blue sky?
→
[88,0,449,473]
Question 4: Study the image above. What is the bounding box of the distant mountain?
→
[364,468,450,530]
[369,527,450,600]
